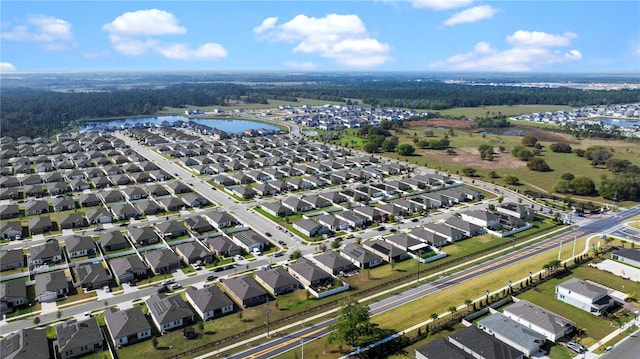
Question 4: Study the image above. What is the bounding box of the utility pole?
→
[558,240,563,261]
[265,297,271,338]
[572,235,577,258]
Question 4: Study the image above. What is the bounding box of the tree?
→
[464,299,473,312]
[331,239,341,249]
[462,167,477,177]
[448,306,457,318]
[328,302,375,347]
[527,158,551,172]
[606,158,631,173]
[505,175,520,185]
[560,173,575,181]
[511,145,534,161]
[550,142,572,153]
[33,316,40,325]
[489,170,499,178]
[478,144,494,161]
[363,142,378,153]
[290,249,302,260]
[430,312,438,322]
[381,137,399,152]
[585,146,613,166]
[397,144,415,156]
[570,176,596,195]
[521,134,538,147]
[554,179,571,194]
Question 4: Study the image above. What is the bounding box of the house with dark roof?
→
[232,186,256,199]
[30,239,62,266]
[0,204,20,220]
[477,313,546,357]
[35,270,69,302]
[128,226,159,246]
[292,219,330,237]
[122,187,148,201]
[311,251,356,275]
[135,199,164,216]
[0,280,28,314]
[185,285,235,321]
[340,243,383,269]
[612,248,640,267]
[408,227,449,247]
[110,203,140,220]
[144,249,181,275]
[556,278,614,315]
[109,256,148,285]
[28,216,53,235]
[362,239,409,263]
[175,241,214,265]
[287,258,332,287]
[502,299,574,342]
[99,230,130,252]
[448,326,524,359]
[25,200,50,216]
[497,202,535,221]
[75,263,112,290]
[460,210,500,229]
[64,235,96,258]
[181,193,210,208]
[207,211,240,229]
[0,249,24,271]
[57,213,88,230]
[232,230,270,252]
[444,217,485,237]
[52,196,75,212]
[206,236,242,258]
[424,222,465,242]
[147,294,195,332]
[222,276,269,308]
[104,306,152,347]
[335,210,367,228]
[155,220,188,239]
[184,215,214,234]
[85,208,112,224]
[416,337,473,359]
[0,221,22,241]
[100,190,124,203]
[0,328,51,359]
[261,202,293,218]
[56,317,104,359]
[255,268,299,296]
[283,197,313,212]
[315,214,350,232]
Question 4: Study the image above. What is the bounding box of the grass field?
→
[431,105,574,119]
[159,97,346,114]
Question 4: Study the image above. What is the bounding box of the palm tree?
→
[430,313,438,322]
[448,306,457,319]
[464,299,473,313]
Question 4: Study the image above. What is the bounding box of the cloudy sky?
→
[1,1,639,73]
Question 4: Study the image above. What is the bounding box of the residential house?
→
[408,227,448,247]
[292,219,330,237]
[185,285,235,321]
[207,211,240,229]
[261,202,293,218]
[100,190,124,203]
[109,203,140,220]
[135,199,164,216]
[232,186,256,199]
[35,271,69,302]
[255,268,299,296]
[206,236,242,258]
[340,243,384,269]
[57,213,88,230]
[64,235,96,258]
[0,280,28,314]
[288,258,332,287]
[555,278,614,315]
[28,216,53,235]
[611,248,640,267]
[0,328,51,359]
[99,231,130,252]
[181,193,210,208]
[128,226,159,246]
[155,220,188,239]
[55,318,104,359]
[0,204,20,220]
[0,249,24,271]
[316,214,350,232]
[109,256,148,285]
[222,276,269,308]
[447,326,524,359]
[122,187,148,201]
[503,299,574,342]
[415,337,474,359]
[184,215,215,234]
[497,202,535,221]
[232,230,270,252]
[75,263,112,290]
[25,200,49,216]
[52,196,76,212]
[362,239,409,263]
[335,210,367,229]
[477,313,546,357]
[283,197,313,213]
[144,249,181,275]
[311,251,356,275]
[444,217,484,237]
[85,208,112,224]
[460,210,500,229]
[104,307,152,347]
[30,239,62,266]
[175,241,214,265]
[0,221,22,240]
[146,294,195,332]
[424,223,465,242]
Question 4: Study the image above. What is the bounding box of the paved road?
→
[213,205,640,359]
[599,326,640,359]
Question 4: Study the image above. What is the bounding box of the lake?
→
[82,115,280,133]
[595,118,640,127]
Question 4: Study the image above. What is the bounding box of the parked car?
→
[169,283,182,290]
[162,279,175,285]
[566,341,586,353]
[206,274,218,281]
[274,252,283,257]
[377,226,385,231]
[157,285,169,293]
[265,232,272,237]
[411,218,419,222]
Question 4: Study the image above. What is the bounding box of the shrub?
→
[397,144,415,156]
[505,175,520,185]
[521,134,538,147]
[550,142,572,153]
[527,158,551,172]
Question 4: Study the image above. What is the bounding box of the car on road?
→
[169,283,182,290]
[206,274,218,281]
[162,279,175,285]
[278,240,286,245]
[211,186,217,190]
[276,226,283,231]
[411,218,419,222]
[265,232,272,237]
[157,285,169,293]
[274,252,283,257]
[377,226,386,231]
[390,228,397,232]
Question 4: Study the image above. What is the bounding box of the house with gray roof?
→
[28,216,53,235]
[110,202,139,220]
[57,213,88,230]
[232,230,270,252]
[0,249,24,271]
[316,214,350,232]
[185,285,235,320]
[612,248,640,267]
[175,241,214,265]
[144,249,181,275]
[181,192,210,208]
[75,263,112,290]
[424,222,465,242]
[408,227,448,247]
[340,243,383,269]
[0,328,51,359]
[497,202,535,221]
[261,202,293,218]
[460,210,500,229]
[64,235,96,258]
[206,236,242,258]
[85,208,112,224]
[311,251,356,275]
[30,239,62,266]
[56,317,104,359]
[155,220,188,239]
[292,219,330,237]
[416,337,473,359]
[104,306,152,347]
[99,231,129,252]
[184,215,214,234]
[448,326,524,359]
[556,278,614,315]
[362,239,408,263]
[135,199,164,215]
[128,226,159,246]
[222,276,268,308]
[0,280,28,314]
[444,217,485,237]
[52,196,75,212]
[100,190,124,203]
[206,211,240,229]
[255,268,299,296]
[35,270,69,302]
[477,313,546,357]
[147,294,195,332]
[335,210,367,228]
[503,299,574,342]
[25,200,49,216]
[109,256,148,285]
[288,258,332,287]
[0,221,22,241]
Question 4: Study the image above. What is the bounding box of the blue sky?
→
[1,1,639,73]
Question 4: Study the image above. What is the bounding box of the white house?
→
[555,278,614,316]
[503,299,574,342]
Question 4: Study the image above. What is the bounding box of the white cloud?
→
[255,14,392,68]
[507,30,577,47]
[429,30,582,72]
[410,0,474,10]
[81,50,110,59]
[283,60,317,70]
[0,62,17,72]
[1,14,73,50]
[444,5,497,26]
[102,9,186,36]
[103,9,226,61]
[253,17,278,34]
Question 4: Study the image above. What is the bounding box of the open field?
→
[427,105,574,119]
[159,97,346,114]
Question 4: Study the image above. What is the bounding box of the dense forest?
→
[1,81,638,138]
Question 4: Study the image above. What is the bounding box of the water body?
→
[82,115,280,134]
[594,118,640,127]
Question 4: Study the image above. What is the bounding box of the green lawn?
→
[432,105,574,119]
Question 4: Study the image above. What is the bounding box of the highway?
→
[217,205,640,359]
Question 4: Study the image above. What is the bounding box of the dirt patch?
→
[409,118,475,129]
[419,147,527,169]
